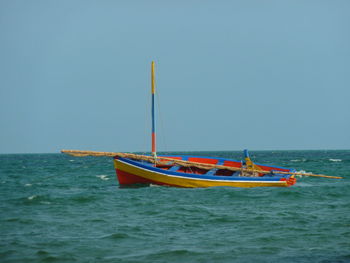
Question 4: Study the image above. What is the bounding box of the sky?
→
[0,0,349,154]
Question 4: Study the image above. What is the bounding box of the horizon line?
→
[0,148,349,155]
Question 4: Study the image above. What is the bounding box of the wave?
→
[294,170,311,178]
[24,194,52,205]
[28,195,37,200]
[70,195,99,203]
[96,175,110,180]
[102,233,130,240]
[129,249,205,262]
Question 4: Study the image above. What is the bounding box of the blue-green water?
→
[1,150,349,263]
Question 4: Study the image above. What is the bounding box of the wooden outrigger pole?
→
[61,149,343,179]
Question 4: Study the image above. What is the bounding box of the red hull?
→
[116,169,152,185]
[116,169,183,187]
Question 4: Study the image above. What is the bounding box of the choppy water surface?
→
[1,150,349,262]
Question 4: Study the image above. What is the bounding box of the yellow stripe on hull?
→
[114,159,289,188]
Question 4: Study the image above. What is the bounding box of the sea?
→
[1,150,349,263]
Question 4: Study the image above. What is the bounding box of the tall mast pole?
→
[151,61,157,158]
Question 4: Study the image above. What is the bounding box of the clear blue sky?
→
[1,0,349,153]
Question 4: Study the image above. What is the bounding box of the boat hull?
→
[114,156,296,188]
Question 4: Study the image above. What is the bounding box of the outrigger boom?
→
[61,150,342,180]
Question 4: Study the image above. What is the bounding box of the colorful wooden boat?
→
[114,153,297,188]
[113,62,297,188]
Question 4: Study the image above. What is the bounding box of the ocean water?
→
[1,150,349,263]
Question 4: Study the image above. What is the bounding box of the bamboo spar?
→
[60,150,342,179]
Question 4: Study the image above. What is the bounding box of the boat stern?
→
[279,175,297,186]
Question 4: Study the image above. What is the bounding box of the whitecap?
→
[295,170,310,178]
[96,175,109,181]
[329,159,342,162]
[25,184,32,187]
[28,195,37,200]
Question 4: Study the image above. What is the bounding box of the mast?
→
[151,61,157,158]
